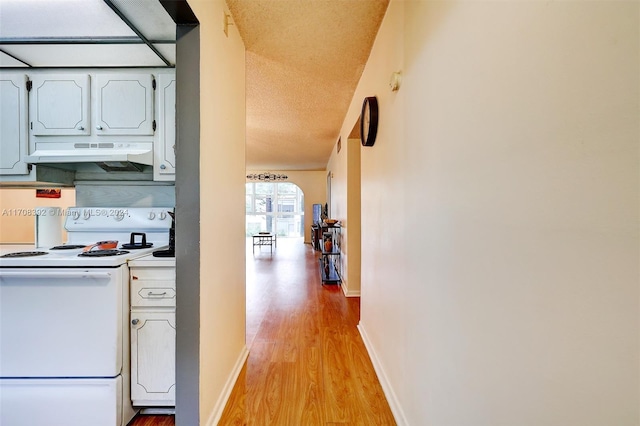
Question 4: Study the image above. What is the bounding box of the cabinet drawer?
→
[131,280,175,307]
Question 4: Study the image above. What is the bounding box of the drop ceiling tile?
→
[0,44,170,67]
[0,0,136,39]
[110,0,176,41]
[153,44,176,65]
[0,50,27,67]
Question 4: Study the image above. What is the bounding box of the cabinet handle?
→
[160,164,166,170]
[77,126,84,131]
[148,291,167,297]
[96,125,103,130]
[132,319,139,325]
[132,275,138,280]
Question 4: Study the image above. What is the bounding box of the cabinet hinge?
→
[152,78,156,90]
[153,120,156,132]
[26,80,32,91]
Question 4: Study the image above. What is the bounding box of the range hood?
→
[25,142,153,172]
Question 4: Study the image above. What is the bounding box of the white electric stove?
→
[0,206,172,267]
[0,207,173,426]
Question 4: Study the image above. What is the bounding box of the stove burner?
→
[50,245,86,250]
[1,251,48,258]
[77,250,130,257]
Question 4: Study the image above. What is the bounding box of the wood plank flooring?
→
[128,237,395,426]
[128,414,175,426]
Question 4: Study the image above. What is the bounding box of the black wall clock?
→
[360,96,379,147]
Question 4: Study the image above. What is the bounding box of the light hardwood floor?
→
[129,237,395,425]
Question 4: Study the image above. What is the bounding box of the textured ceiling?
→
[226,0,389,171]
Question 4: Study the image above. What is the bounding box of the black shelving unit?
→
[319,224,341,284]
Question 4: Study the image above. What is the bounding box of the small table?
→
[252,233,276,253]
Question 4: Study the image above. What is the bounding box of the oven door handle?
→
[0,271,112,280]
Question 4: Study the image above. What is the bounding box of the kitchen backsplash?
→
[75,182,175,208]
[0,183,174,244]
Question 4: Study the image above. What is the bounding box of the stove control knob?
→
[83,210,90,220]
[159,211,167,220]
[148,212,156,220]
[71,210,80,220]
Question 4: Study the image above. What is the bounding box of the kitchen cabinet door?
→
[130,311,175,406]
[96,74,154,136]
[154,73,176,181]
[30,74,90,136]
[0,74,29,175]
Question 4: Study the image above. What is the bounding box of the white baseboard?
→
[341,281,361,297]
[357,323,408,426]
[205,345,250,426]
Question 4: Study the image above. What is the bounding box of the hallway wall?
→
[338,1,639,424]
[184,0,247,424]
[327,137,361,296]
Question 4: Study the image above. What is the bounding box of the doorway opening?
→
[245,182,305,238]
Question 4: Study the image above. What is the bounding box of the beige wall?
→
[343,1,639,424]
[187,0,247,424]
[246,170,326,243]
[327,137,361,296]
[345,138,361,296]
[0,188,75,243]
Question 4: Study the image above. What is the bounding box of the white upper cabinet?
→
[96,74,154,136]
[0,74,29,175]
[154,74,176,181]
[1,68,175,183]
[29,73,155,138]
[30,74,90,136]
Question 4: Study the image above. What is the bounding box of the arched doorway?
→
[245,181,305,238]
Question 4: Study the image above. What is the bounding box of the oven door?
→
[0,266,127,377]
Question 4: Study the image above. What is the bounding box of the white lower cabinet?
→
[129,261,175,407]
[130,312,175,405]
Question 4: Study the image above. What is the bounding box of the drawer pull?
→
[148,291,168,297]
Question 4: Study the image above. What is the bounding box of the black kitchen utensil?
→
[153,210,175,257]
[121,232,153,249]
[78,250,130,257]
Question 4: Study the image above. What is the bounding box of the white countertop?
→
[128,252,175,268]
[0,244,168,267]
